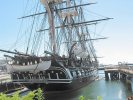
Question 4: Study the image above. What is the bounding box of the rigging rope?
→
[26,1,39,54]
[9,0,30,50]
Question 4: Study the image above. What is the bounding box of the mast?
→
[40,0,56,54]
[66,0,73,51]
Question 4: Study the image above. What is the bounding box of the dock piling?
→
[105,72,109,80]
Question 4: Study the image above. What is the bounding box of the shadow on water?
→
[44,89,82,100]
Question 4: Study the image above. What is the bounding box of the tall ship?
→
[0,0,111,92]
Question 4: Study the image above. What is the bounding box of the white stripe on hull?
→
[6,61,51,73]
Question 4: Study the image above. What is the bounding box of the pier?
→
[0,72,23,93]
[104,63,133,99]
[104,63,133,94]
[104,63,133,80]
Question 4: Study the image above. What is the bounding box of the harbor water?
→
[45,70,133,100]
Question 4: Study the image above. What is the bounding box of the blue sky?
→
[0,0,133,64]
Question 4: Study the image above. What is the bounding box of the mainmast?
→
[40,0,56,54]
[66,0,73,52]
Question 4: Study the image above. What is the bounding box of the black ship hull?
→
[24,75,98,93]
[9,53,99,93]
[11,65,98,93]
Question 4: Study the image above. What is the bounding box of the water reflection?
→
[118,90,122,100]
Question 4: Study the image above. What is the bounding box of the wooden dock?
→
[104,64,133,80]
[0,73,11,82]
